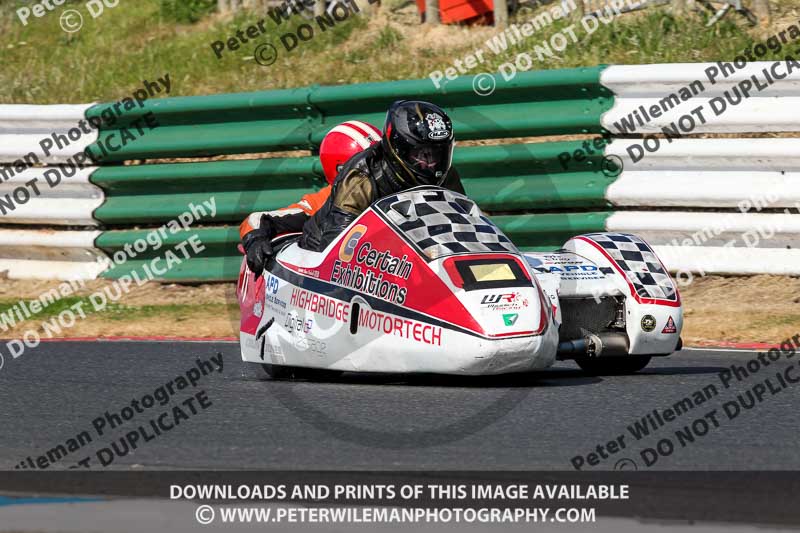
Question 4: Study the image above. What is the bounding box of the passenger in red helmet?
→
[240,121,382,277]
[320,121,382,185]
[300,100,465,253]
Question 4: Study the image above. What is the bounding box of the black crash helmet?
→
[382,100,455,186]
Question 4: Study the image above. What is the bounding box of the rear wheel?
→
[574,355,652,375]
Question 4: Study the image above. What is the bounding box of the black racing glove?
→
[242,215,275,279]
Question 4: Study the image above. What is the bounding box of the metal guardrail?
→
[0,62,796,280]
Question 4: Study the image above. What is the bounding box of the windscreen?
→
[375,188,518,260]
[468,263,516,282]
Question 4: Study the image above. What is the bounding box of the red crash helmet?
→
[319,121,382,185]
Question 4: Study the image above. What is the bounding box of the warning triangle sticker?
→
[662,316,677,334]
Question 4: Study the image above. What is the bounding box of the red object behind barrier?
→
[415,0,494,24]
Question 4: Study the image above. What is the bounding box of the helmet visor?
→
[398,142,453,184]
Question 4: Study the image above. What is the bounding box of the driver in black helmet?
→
[300,100,464,252]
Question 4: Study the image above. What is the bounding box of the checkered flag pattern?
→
[584,233,677,301]
[375,189,517,259]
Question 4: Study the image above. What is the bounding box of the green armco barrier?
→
[96,227,243,282]
[90,141,612,225]
[492,212,611,248]
[92,156,324,192]
[307,67,612,143]
[456,141,613,211]
[96,213,612,282]
[89,118,316,161]
[463,172,609,212]
[86,86,316,160]
[454,140,605,172]
[87,86,314,128]
[85,66,612,161]
[96,190,322,225]
[91,157,325,224]
[86,66,618,281]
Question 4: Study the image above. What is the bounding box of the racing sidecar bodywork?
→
[524,233,683,373]
[237,187,683,377]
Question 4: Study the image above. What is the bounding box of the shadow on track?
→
[245,366,603,388]
[243,362,726,387]
[628,365,728,377]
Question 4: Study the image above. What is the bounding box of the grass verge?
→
[2,0,800,103]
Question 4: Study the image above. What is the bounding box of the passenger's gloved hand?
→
[242,215,275,279]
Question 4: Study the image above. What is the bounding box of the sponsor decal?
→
[265,293,287,314]
[294,336,326,355]
[290,288,350,322]
[339,224,367,262]
[331,242,413,305]
[502,313,519,326]
[537,264,599,274]
[298,267,320,278]
[266,274,279,295]
[263,342,284,358]
[425,113,450,140]
[527,253,603,280]
[358,308,442,346]
[641,314,656,332]
[355,242,413,278]
[480,291,529,312]
[262,274,288,315]
[285,314,313,334]
[661,316,677,334]
[252,302,263,318]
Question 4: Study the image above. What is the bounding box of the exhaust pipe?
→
[557,338,589,355]
[558,332,630,358]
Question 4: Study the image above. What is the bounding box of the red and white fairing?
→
[238,187,684,376]
[238,187,559,375]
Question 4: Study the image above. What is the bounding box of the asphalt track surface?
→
[1,341,798,471]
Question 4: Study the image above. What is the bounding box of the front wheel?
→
[263,364,343,381]
[262,364,295,380]
[574,355,652,375]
